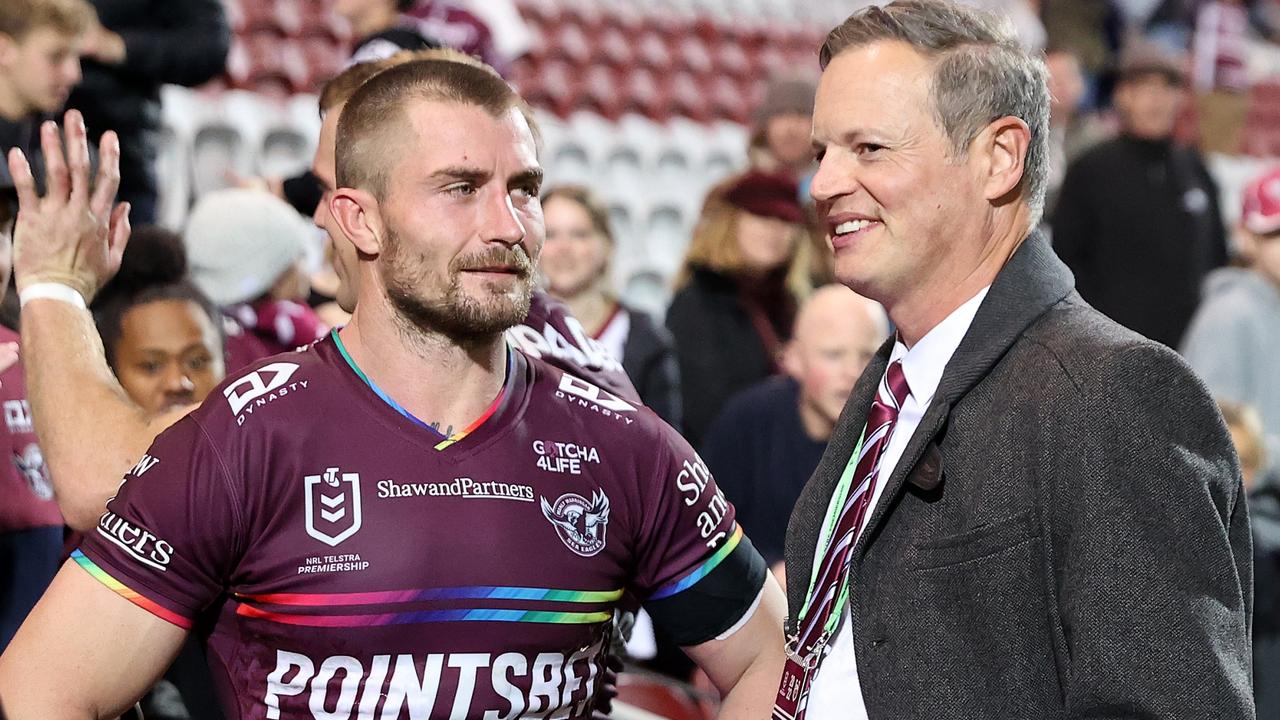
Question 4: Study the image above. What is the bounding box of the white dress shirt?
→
[805,286,990,719]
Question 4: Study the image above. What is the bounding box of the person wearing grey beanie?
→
[183,187,327,371]
[748,74,818,176]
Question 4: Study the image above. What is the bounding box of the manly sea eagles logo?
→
[541,490,610,557]
[305,467,362,547]
[14,443,53,500]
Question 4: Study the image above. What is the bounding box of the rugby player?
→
[16,51,637,536]
[0,57,785,718]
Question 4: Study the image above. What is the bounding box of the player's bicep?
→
[0,560,187,718]
[683,577,786,706]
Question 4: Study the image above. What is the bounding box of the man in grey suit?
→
[775,2,1254,719]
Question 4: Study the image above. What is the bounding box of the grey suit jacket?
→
[784,233,1254,718]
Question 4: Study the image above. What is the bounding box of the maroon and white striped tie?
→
[774,359,911,720]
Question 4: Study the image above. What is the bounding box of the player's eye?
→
[446,182,477,197]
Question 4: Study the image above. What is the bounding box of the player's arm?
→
[8,111,190,531]
[0,561,187,718]
[684,579,787,719]
[633,426,786,718]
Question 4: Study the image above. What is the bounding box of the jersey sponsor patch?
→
[304,467,363,547]
[224,362,309,426]
[541,491,610,557]
[554,375,635,425]
[95,511,175,572]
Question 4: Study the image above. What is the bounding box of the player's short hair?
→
[0,0,95,42]
[820,0,1050,225]
[335,52,539,201]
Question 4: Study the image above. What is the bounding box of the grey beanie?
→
[184,188,312,307]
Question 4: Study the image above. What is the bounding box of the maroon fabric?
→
[0,325,60,532]
[223,299,329,373]
[400,1,502,71]
[509,290,639,404]
[77,335,744,719]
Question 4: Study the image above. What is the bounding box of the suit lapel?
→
[851,232,1078,562]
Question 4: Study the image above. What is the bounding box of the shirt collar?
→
[889,286,990,406]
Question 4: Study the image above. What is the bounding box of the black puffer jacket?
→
[68,0,230,221]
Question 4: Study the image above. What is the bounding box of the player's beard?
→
[380,224,535,343]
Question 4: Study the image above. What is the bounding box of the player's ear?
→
[330,187,384,257]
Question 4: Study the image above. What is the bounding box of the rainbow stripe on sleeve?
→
[71,550,193,630]
[649,524,744,601]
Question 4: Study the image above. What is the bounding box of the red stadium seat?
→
[616,673,714,720]
[297,35,346,92]
[708,75,749,124]
[581,65,625,120]
[666,71,712,123]
[675,35,714,76]
[636,30,674,72]
[548,20,592,65]
[296,0,350,41]
[715,38,752,81]
[594,25,635,69]
[625,67,666,121]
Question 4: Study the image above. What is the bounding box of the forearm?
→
[22,299,158,530]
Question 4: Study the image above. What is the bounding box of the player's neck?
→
[338,312,508,434]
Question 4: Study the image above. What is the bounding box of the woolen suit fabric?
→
[784,232,1254,718]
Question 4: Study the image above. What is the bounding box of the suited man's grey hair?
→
[820,0,1051,225]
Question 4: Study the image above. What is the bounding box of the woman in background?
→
[666,170,812,447]
[540,185,681,428]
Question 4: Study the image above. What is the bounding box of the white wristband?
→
[19,282,87,309]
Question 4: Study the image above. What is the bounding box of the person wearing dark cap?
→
[748,75,818,178]
[1052,40,1227,349]
[666,170,813,448]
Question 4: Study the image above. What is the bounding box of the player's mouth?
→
[827,213,883,250]
[460,265,530,281]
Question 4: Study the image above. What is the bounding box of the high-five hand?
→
[6,108,131,303]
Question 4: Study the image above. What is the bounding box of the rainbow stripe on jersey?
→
[72,550,192,629]
[331,329,510,451]
[649,524,744,600]
[233,584,622,628]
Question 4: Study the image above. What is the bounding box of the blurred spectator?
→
[1044,46,1111,215]
[701,285,887,570]
[1053,41,1227,348]
[0,191,57,655]
[748,75,818,179]
[1192,0,1251,153]
[1217,400,1280,719]
[1146,0,1201,51]
[183,188,326,372]
[0,0,94,197]
[540,185,681,427]
[89,225,226,720]
[68,0,230,226]
[401,1,503,72]
[1041,0,1121,105]
[667,171,812,447]
[94,227,225,416]
[1182,166,1280,483]
[342,0,443,65]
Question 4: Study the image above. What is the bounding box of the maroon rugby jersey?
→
[76,331,764,719]
[509,291,638,404]
[0,325,59,532]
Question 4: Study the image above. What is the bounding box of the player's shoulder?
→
[187,335,337,434]
[522,352,677,446]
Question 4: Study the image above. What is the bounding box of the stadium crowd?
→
[0,0,1278,718]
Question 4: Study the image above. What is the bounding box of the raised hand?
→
[7,108,131,303]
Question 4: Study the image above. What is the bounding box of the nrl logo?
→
[540,490,610,557]
[305,467,363,547]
